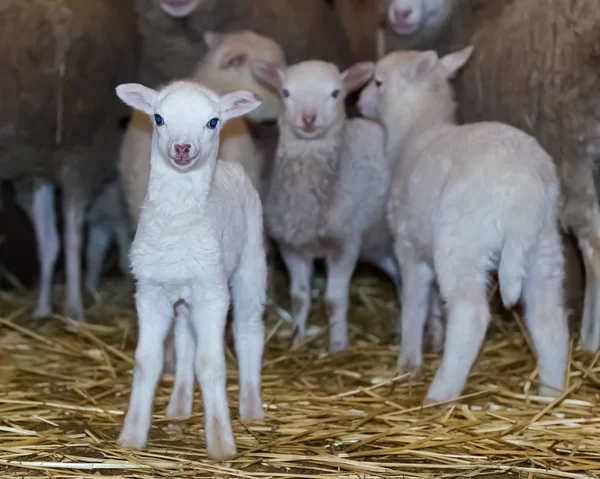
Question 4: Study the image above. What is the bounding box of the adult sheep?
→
[135,0,355,88]
[0,0,139,322]
[381,0,599,352]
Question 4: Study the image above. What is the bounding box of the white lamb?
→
[115,80,266,460]
[359,46,569,403]
[118,30,286,226]
[253,59,444,353]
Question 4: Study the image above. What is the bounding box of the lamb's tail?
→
[497,237,528,310]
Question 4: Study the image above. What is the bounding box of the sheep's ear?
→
[203,31,225,50]
[399,50,438,81]
[250,60,284,92]
[115,83,157,116]
[441,45,474,78]
[220,90,263,121]
[341,61,375,93]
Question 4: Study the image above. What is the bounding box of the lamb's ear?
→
[115,83,157,116]
[441,45,474,78]
[341,61,375,93]
[399,50,438,81]
[203,31,225,50]
[220,90,263,121]
[250,60,285,92]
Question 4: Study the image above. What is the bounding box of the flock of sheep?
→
[1,0,599,462]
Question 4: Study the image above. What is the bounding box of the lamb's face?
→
[153,86,222,171]
[386,0,448,36]
[279,62,346,141]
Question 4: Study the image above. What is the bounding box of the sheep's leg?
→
[166,303,196,426]
[523,228,569,397]
[279,244,314,347]
[325,240,360,352]
[114,221,132,277]
[190,282,236,460]
[578,234,600,353]
[85,223,112,296]
[396,256,434,378]
[425,287,444,354]
[63,193,86,322]
[31,183,60,319]
[118,285,173,449]
[426,270,491,405]
[231,247,267,421]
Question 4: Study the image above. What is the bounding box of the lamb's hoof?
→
[116,428,148,449]
[64,302,85,323]
[207,434,237,460]
[329,337,349,354]
[292,331,306,349]
[396,355,421,379]
[32,304,52,320]
[538,384,564,399]
[578,336,600,355]
[423,396,453,410]
[240,397,264,421]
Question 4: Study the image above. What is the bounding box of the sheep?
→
[12,178,132,300]
[134,0,354,89]
[381,0,600,353]
[331,0,382,61]
[118,29,285,227]
[358,45,569,403]
[253,59,444,353]
[0,0,139,322]
[115,80,266,460]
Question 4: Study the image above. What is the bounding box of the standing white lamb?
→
[253,59,444,353]
[115,80,266,460]
[359,46,569,403]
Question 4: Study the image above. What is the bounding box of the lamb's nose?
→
[393,8,412,23]
[302,112,316,127]
[174,143,191,156]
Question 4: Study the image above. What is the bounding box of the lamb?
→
[115,80,266,460]
[0,0,139,322]
[253,59,444,353]
[358,46,569,403]
[118,29,285,226]
[381,0,600,353]
[134,0,354,89]
[12,178,132,298]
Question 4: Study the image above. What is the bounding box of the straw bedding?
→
[0,263,599,479]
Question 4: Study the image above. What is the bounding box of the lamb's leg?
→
[85,222,112,296]
[396,256,434,378]
[62,192,86,322]
[118,285,173,449]
[114,222,132,277]
[31,183,60,319]
[324,240,361,352]
[231,247,267,421]
[425,287,444,354]
[426,269,491,405]
[166,303,196,425]
[279,244,314,347]
[190,282,236,460]
[578,233,600,352]
[523,228,569,397]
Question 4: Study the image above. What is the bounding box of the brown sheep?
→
[0,0,139,322]
[381,0,598,351]
[134,0,355,88]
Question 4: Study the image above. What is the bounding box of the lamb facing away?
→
[12,178,132,299]
[253,59,444,353]
[115,80,266,460]
[358,46,569,403]
[134,0,354,89]
[0,0,138,322]
[381,0,600,353]
[119,29,285,226]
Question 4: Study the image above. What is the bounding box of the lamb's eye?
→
[375,80,382,87]
[207,117,219,129]
[331,89,340,99]
[282,89,290,98]
[154,114,164,125]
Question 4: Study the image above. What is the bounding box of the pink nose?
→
[393,8,412,23]
[302,112,316,128]
[174,143,191,156]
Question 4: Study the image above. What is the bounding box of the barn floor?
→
[0,266,599,479]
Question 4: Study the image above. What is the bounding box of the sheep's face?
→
[200,30,287,123]
[251,60,374,141]
[386,0,449,36]
[116,81,262,172]
[160,0,199,18]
